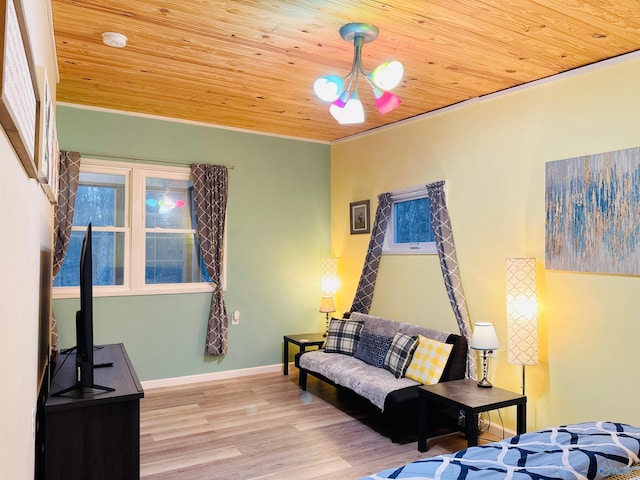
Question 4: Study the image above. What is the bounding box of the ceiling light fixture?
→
[102,32,128,48]
[313,23,403,125]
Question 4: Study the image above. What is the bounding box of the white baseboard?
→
[141,363,282,390]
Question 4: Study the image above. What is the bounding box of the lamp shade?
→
[319,296,336,314]
[506,258,539,365]
[321,257,339,296]
[470,322,499,350]
[373,89,402,114]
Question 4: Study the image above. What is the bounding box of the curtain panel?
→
[425,180,476,380]
[350,193,392,314]
[190,164,229,356]
[51,150,82,357]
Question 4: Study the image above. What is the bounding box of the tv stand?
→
[44,343,144,480]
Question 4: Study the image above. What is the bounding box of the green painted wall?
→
[53,106,330,381]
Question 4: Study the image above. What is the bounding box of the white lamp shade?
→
[321,257,339,296]
[319,296,336,314]
[506,258,539,365]
[470,322,499,350]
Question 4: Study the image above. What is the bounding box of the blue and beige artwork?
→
[545,147,640,275]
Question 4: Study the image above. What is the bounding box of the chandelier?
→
[313,23,403,125]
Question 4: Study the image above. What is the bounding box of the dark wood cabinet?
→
[44,343,144,480]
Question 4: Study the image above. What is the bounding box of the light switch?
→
[232,310,240,325]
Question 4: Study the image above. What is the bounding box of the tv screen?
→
[76,222,94,388]
[52,223,113,396]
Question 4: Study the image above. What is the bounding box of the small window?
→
[383,187,436,254]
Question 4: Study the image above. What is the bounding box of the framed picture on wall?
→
[0,0,39,178]
[35,65,58,203]
[350,199,370,234]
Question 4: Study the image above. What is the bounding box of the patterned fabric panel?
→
[324,318,364,355]
[405,334,453,385]
[361,421,640,480]
[354,331,393,368]
[384,333,418,378]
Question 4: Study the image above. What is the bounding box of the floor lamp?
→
[320,257,339,336]
[505,258,539,396]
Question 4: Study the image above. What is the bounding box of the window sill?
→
[53,283,216,299]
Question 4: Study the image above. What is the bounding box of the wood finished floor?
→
[140,368,499,479]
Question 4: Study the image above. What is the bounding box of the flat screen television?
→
[52,223,114,396]
[76,222,95,388]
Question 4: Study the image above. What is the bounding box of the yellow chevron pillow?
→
[405,334,453,384]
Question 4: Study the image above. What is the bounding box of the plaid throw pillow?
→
[405,335,453,384]
[354,331,393,368]
[384,332,419,378]
[324,318,364,356]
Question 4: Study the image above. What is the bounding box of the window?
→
[54,159,216,298]
[383,186,436,254]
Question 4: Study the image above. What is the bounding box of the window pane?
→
[93,231,126,286]
[145,178,193,229]
[73,173,126,227]
[145,233,209,284]
[394,197,434,244]
[53,231,125,287]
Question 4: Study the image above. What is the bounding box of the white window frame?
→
[54,159,220,299]
[382,185,437,255]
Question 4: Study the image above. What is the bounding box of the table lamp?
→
[470,322,499,388]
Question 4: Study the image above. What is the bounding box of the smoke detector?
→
[102,32,128,48]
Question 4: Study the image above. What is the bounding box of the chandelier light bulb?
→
[313,75,344,102]
[370,60,404,91]
[339,93,365,124]
[373,89,402,114]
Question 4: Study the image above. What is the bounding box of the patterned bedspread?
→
[362,422,640,480]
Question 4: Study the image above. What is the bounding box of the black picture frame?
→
[350,199,370,234]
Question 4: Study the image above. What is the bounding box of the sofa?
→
[295,312,468,442]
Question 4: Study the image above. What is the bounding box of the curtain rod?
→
[78,151,235,170]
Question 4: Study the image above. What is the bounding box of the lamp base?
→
[477,377,493,388]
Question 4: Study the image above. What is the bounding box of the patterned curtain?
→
[425,180,477,380]
[350,193,392,314]
[51,151,82,358]
[190,164,229,356]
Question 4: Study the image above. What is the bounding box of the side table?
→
[418,379,526,452]
[283,333,325,375]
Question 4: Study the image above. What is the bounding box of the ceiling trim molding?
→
[334,49,640,144]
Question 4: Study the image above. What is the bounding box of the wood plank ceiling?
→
[51,1,640,143]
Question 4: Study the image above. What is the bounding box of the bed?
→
[361,421,640,480]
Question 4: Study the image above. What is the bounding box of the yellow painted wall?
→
[331,54,640,432]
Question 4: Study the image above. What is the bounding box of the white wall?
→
[0,0,57,478]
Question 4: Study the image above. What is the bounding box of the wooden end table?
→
[418,379,526,452]
[283,333,325,375]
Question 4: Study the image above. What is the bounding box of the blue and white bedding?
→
[362,422,640,480]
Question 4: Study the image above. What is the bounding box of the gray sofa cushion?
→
[298,350,418,410]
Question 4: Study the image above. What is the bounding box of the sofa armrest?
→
[440,334,468,382]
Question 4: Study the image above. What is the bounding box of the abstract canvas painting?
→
[545,147,640,275]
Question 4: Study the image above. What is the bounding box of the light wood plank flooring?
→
[140,369,499,479]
